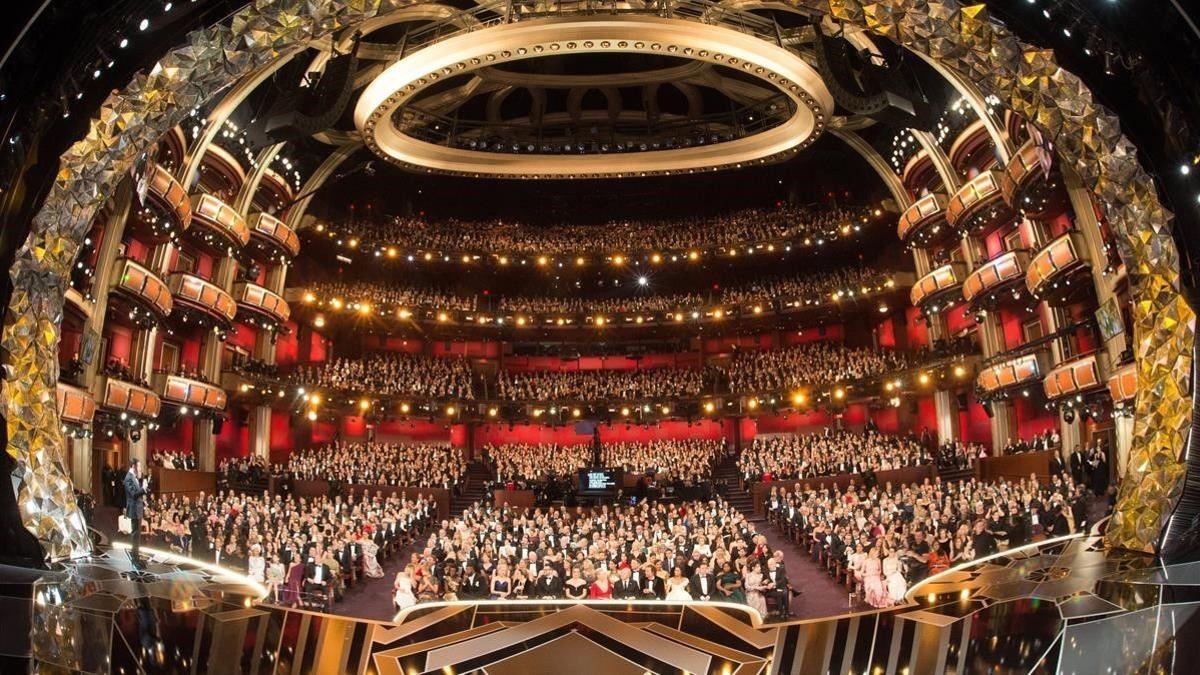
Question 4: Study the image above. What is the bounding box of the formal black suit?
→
[533,573,562,598]
[690,573,717,600]
[124,469,147,556]
[460,574,489,600]
[612,578,640,599]
[765,566,790,617]
[639,575,665,599]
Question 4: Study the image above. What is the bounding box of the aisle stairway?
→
[714,455,759,521]
[936,464,976,483]
[451,461,492,517]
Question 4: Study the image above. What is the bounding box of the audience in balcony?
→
[138,489,434,610]
[153,450,197,471]
[935,440,984,472]
[722,342,910,393]
[219,455,269,486]
[291,352,475,399]
[275,442,465,490]
[738,429,929,482]
[496,366,708,402]
[102,358,149,388]
[487,439,725,489]
[768,473,1097,608]
[1003,430,1060,455]
[333,203,872,256]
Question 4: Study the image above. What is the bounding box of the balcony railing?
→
[187,193,249,254]
[247,212,300,260]
[57,383,96,426]
[111,258,173,320]
[99,375,161,418]
[946,170,1014,236]
[1026,232,1091,302]
[144,161,192,230]
[976,350,1047,395]
[1107,362,1137,403]
[1001,139,1066,219]
[166,273,237,327]
[153,372,227,412]
[235,282,290,327]
[910,262,967,310]
[897,193,951,247]
[1043,353,1104,400]
[962,250,1030,308]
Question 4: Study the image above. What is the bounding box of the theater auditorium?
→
[1,1,1199,673]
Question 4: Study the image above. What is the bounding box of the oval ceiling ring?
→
[354,15,835,179]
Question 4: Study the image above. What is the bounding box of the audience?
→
[496,366,709,402]
[291,353,475,399]
[722,342,910,393]
[487,439,724,488]
[277,442,465,490]
[739,429,929,482]
[152,450,197,471]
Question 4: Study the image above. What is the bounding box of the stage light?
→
[311,394,321,406]
[307,410,317,421]
[953,365,966,378]
[575,257,585,266]
[488,407,498,417]
[359,399,370,411]
[400,403,410,414]
[572,408,581,417]
[437,312,449,322]
[621,407,630,417]
[595,316,606,326]
[651,253,662,264]
[398,308,411,319]
[792,392,806,405]
[834,388,845,400]
[612,255,624,266]
[537,256,548,266]
[446,405,457,416]
[747,398,758,410]
[637,276,648,286]
[688,251,699,261]
[918,373,931,385]
[387,247,398,258]
[703,401,715,413]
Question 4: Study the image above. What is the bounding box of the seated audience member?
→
[739,429,929,482]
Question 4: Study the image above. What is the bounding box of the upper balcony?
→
[976,350,1048,397]
[186,193,249,256]
[166,272,237,331]
[98,375,161,419]
[1107,362,1136,405]
[109,258,173,325]
[897,193,953,248]
[947,119,993,174]
[1043,353,1105,401]
[129,162,192,243]
[247,212,300,261]
[234,282,290,329]
[910,262,967,313]
[153,372,227,413]
[254,167,294,214]
[1001,139,1067,220]
[946,170,1015,237]
[57,382,96,427]
[962,250,1030,310]
[197,144,246,201]
[1026,232,1092,305]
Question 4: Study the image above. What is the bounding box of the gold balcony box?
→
[154,373,227,412]
[1107,362,1137,403]
[977,351,1046,394]
[910,262,967,309]
[963,250,1029,308]
[897,192,952,247]
[57,382,96,426]
[167,273,237,326]
[947,170,1015,236]
[1002,139,1067,220]
[248,212,300,259]
[234,282,291,326]
[99,375,161,418]
[111,258,173,319]
[1043,353,1104,400]
[1026,232,1091,302]
[144,161,192,230]
[188,193,249,253]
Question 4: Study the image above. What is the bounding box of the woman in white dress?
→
[247,544,266,585]
[360,534,384,579]
[665,566,692,602]
[883,548,907,603]
[266,554,285,601]
[393,570,417,611]
[743,561,768,616]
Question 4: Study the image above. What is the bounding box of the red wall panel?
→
[474,419,727,446]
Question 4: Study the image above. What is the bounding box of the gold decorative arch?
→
[3,0,1191,559]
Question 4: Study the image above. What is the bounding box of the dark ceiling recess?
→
[266,37,361,143]
[812,26,933,130]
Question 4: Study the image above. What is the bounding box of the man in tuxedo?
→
[690,561,716,601]
[304,546,334,609]
[639,563,665,600]
[613,567,640,599]
[1068,446,1086,485]
[460,564,488,600]
[124,458,148,557]
[765,558,790,618]
[534,565,562,599]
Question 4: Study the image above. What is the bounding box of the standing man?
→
[124,458,148,557]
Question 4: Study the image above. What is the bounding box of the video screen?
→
[578,467,622,495]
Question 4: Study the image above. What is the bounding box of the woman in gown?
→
[589,569,614,599]
[247,544,266,585]
[665,566,692,602]
[862,546,890,608]
[359,534,384,579]
[927,542,950,577]
[743,561,767,616]
[564,567,589,600]
[716,561,746,604]
[883,548,906,603]
[393,570,417,611]
[416,566,439,601]
[490,562,512,600]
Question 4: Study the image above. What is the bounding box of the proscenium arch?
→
[2,0,1190,560]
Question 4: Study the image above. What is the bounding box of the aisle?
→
[757,521,871,620]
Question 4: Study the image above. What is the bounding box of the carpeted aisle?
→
[757,521,870,620]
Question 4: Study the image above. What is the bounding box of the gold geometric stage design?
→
[3,0,1194,560]
[19,536,1199,673]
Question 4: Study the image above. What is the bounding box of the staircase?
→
[451,461,492,517]
[935,463,977,484]
[714,456,759,521]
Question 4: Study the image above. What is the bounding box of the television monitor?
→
[578,467,622,496]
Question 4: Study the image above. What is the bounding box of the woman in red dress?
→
[588,569,614,599]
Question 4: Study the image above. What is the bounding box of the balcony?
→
[110,258,173,323]
[962,250,1030,309]
[98,375,161,419]
[1026,232,1092,304]
[1107,362,1136,404]
[947,119,992,172]
[198,144,246,199]
[1043,353,1105,400]
[910,262,967,312]
[247,212,300,261]
[897,193,953,247]
[187,193,249,255]
[57,383,96,426]
[976,351,1048,396]
[1001,139,1067,220]
[130,162,192,242]
[255,167,294,213]
[167,273,236,329]
[153,372,227,413]
[946,170,1015,236]
[234,282,291,328]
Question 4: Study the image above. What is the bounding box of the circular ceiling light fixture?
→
[355,15,834,179]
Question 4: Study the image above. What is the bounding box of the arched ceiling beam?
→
[475,61,710,89]
[829,128,911,209]
[285,141,363,231]
[913,129,961,192]
[234,143,285,217]
[486,86,517,126]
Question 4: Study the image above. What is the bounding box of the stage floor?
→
[1,534,1197,673]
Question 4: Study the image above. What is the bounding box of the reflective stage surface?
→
[3,535,1198,673]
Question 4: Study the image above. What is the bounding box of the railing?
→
[98,375,161,419]
[188,193,249,252]
[1026,231,1090,298]
[946,169,1013,235]
[235,282,291,326]
[910,262,967,308]
[57,382,96,426]
[153,372,228,412]
[962,249,1030,306]
[897,193,949,245]
[976,350,1047,395]
[166,273,237,325]
[248,212,300,259]
[111,257,173,318]
[1042,352,1104,400]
